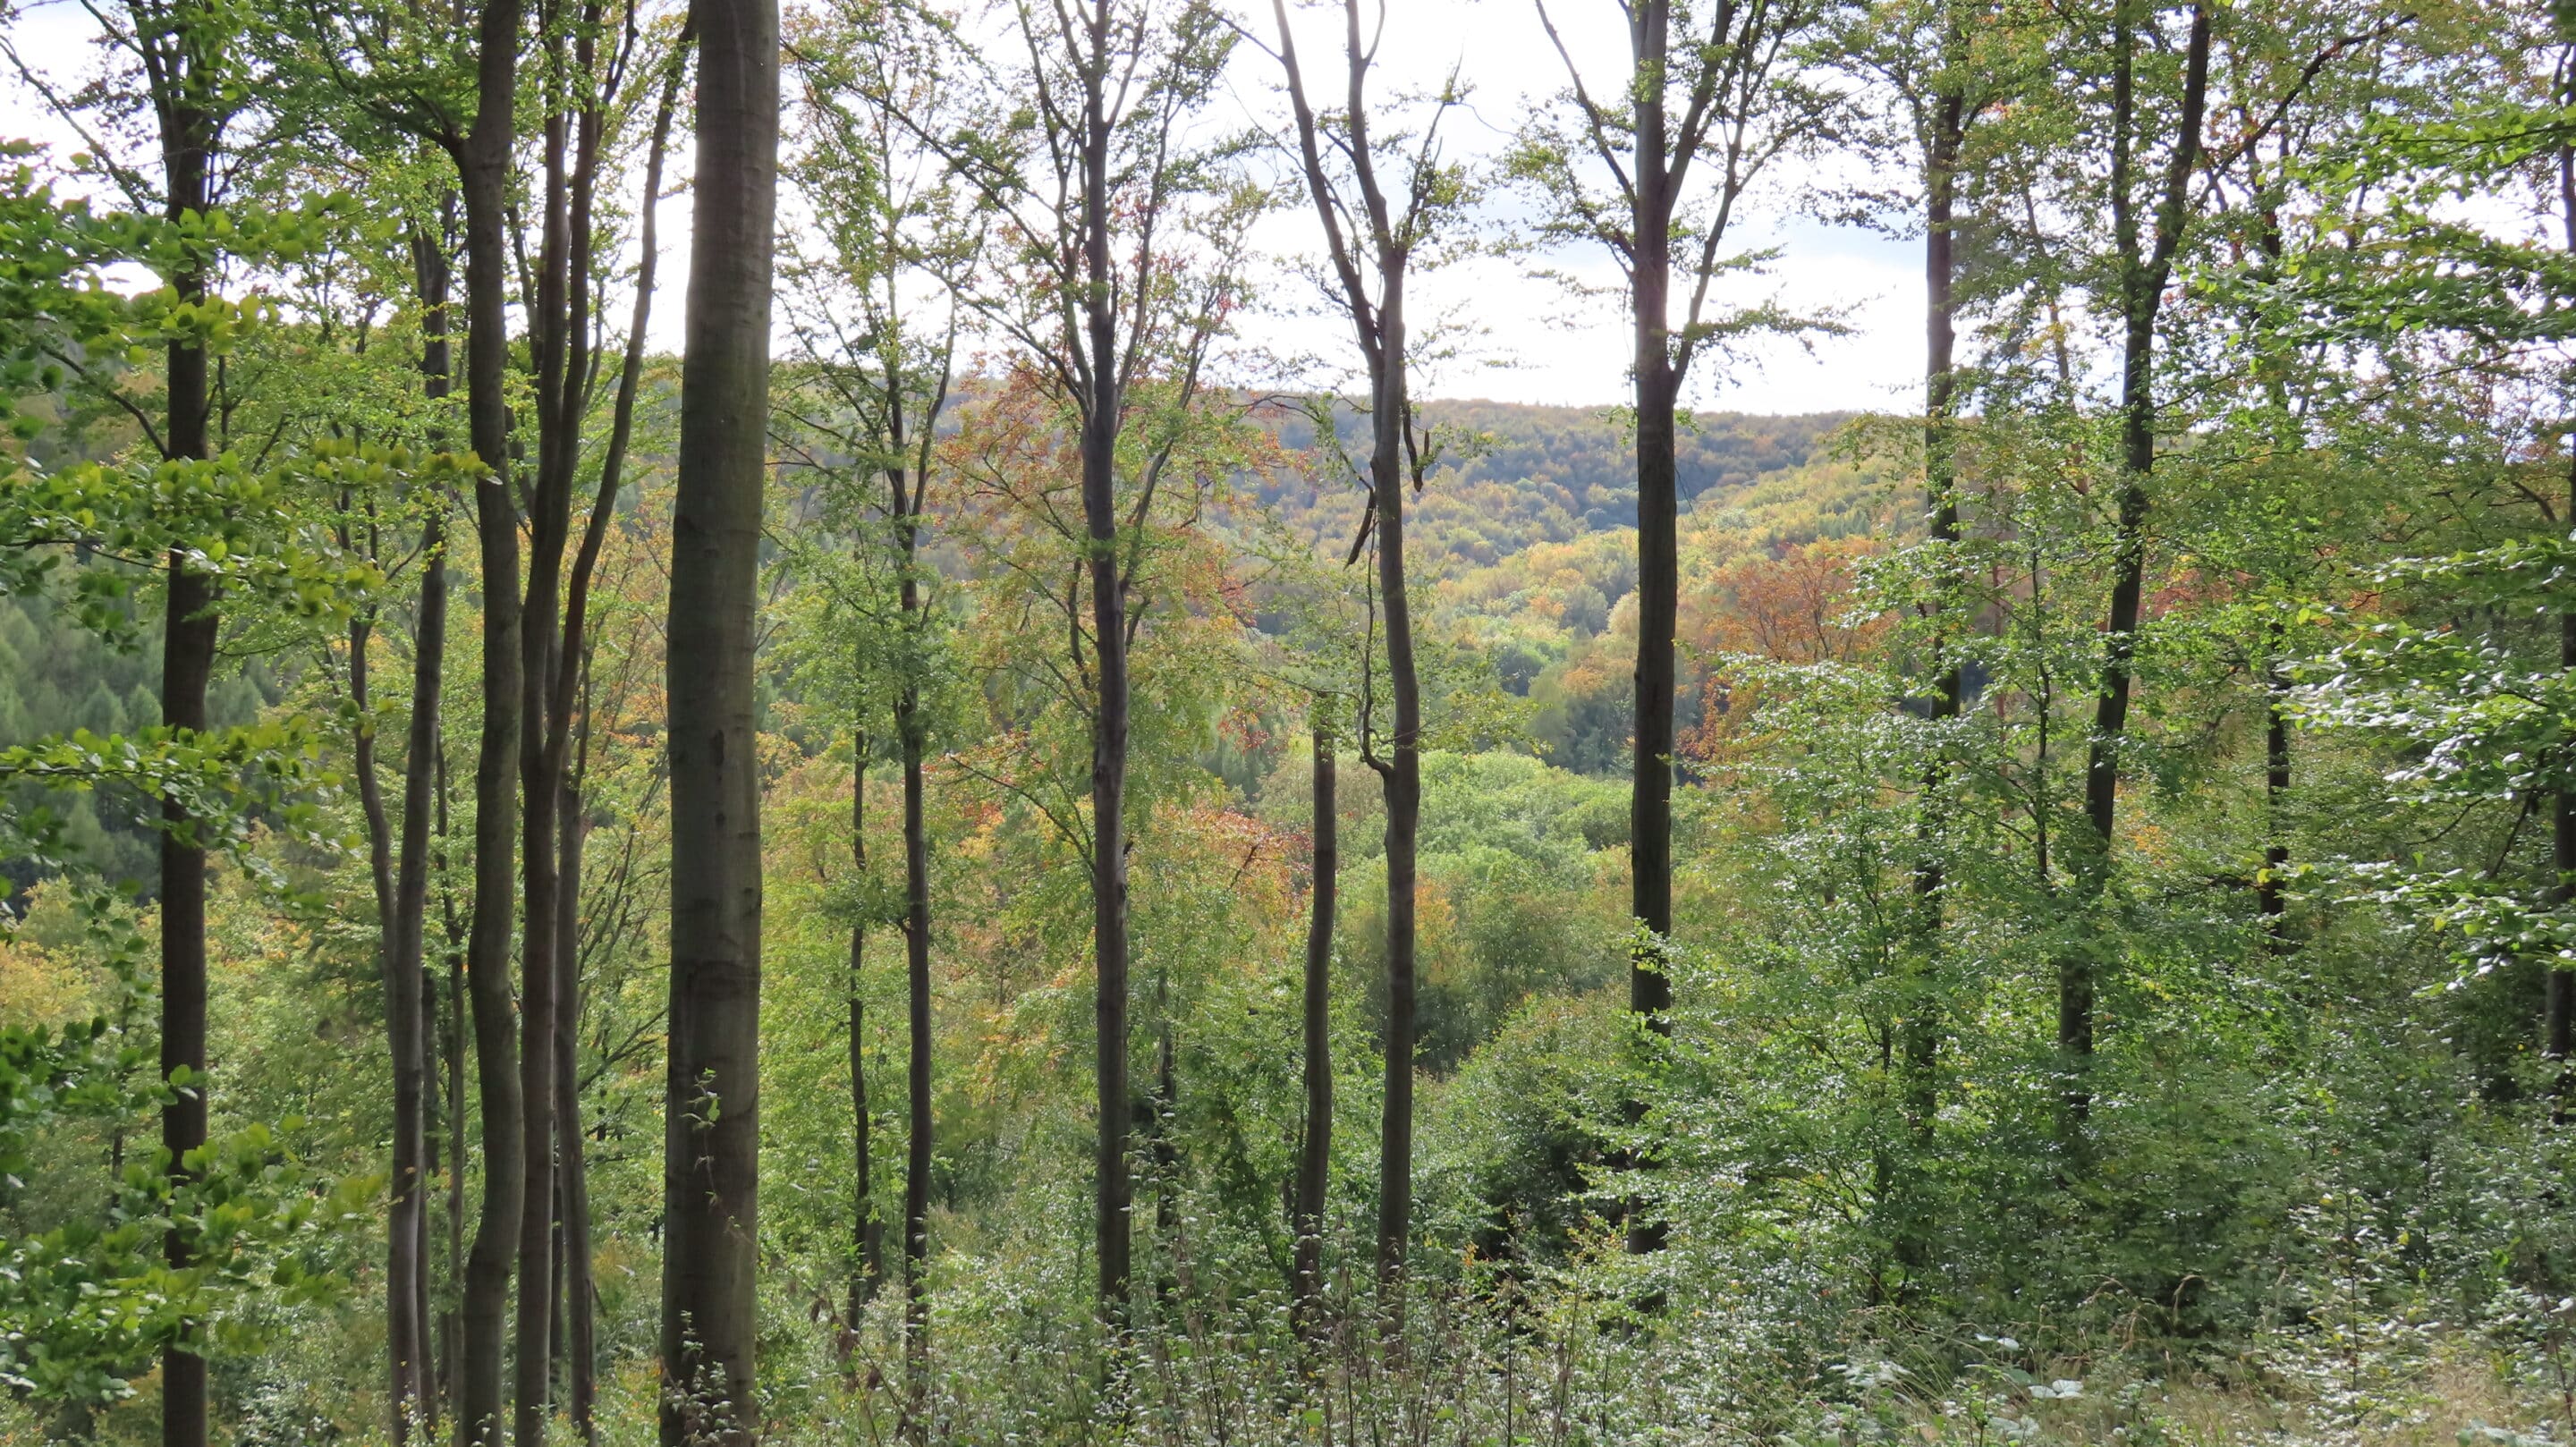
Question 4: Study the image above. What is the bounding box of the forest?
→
[1,0,2573,1443]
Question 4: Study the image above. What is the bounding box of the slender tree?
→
[1068,0,1138,1317]
[441,0,533,1437]
[847,738,885,1316]
[1258,0,1474,1309]
[894,423,937,1443]
[1517,0,1828,1254]
[389,212,456,1438]
[778,15,972,1399]
[1291,702,1335,1338]
[537,24,688,1438]
[931,0,1245,1320]
[1828,0,2012,1287]
[2056,0,2209,1140]
[157,23,221,1437]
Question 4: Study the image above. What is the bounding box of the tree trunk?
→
[899,705,931,1439]
[1619,0,1678,1262]
[1264,0,1419,1315]
[1897,77,1968,1284]
[1291,715,1335,1340]
[157,63,217,1447]
[890,453,936,1430]
[1372,282,1419,1316]
[554,48,681,1434]
[353,601,428,1441]
[450,0,530,1435]
[400,216,455,1439]
[2552,451,2575,1116]
[660,0,775,1435]
[513,73,582,1446]
[555,758,596,1443]
[436,740,469,1423]
[1075,0,1135,1324]
[2062,1,2208,1143]
[849,739,883,1328]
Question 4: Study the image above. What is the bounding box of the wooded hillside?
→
[4,1,2575,1445]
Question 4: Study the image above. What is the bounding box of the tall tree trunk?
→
[898,703,931,1438]
[2061,1,2208,1143]
[160,572,213,1447]
[660,0,775,1435]
[1897,75,1969,1285]
[401,216,456,1439]
[1075,0,1135,1324]
[849,736,883,1330]
[1291,714,1335,1340]
[2550,123,2576,1116]
[352,599,428,1440]
[1372,306,1419,1318]
[436,740,468,1422]
[893,474,935,1432]
[1619,0,1679,1262]
[554,761,596,1441]
[449,0,530,1435]
[157,55,218,1447]
[1264,0,1419,1313]
[513,57,583,1442]
[554,46,682,1433]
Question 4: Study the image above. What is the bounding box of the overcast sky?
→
[0,0,1927,416]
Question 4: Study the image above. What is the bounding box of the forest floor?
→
[1861,1337,2573,1445]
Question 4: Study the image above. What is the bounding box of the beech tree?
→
[3,0,2572,1442]
[777,1,975,1408]
[659,0,776,1436]
[933,0,1248,1319]
[1513,0,1830,1253]
[1253,0,1476,1310]
[1824,0,2021,1287]
[1,0,248,1434]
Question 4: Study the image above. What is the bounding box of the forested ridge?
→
[3,0,2576,1444]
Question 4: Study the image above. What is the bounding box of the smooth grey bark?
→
[1372,380,1420,1316]
[659,0,775,1437]
[1625,0,1677,1045]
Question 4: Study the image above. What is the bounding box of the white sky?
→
[0,0,1927,416]
[1232,0,1922,414]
